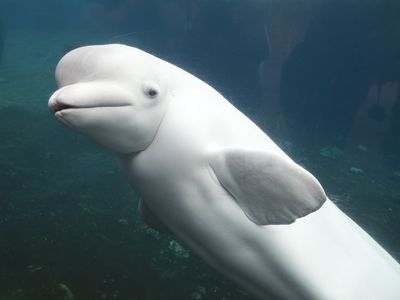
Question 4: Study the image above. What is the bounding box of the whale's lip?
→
[49,99,131,114]
[50,102,76,114]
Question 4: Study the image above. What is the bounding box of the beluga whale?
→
[48,44,400,300]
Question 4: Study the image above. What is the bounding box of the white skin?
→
[49,44,400,300]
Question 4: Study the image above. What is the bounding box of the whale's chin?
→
[50,104,156,154]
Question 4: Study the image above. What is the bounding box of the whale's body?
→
[49,44,400,300]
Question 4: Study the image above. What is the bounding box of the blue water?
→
[0,1,399,299]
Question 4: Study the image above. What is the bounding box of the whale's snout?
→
[48,92,76,114]
[48,82,135,115]
[48,92,60,114]
[48,96,60,114]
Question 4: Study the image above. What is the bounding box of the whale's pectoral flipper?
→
[209,148,327,225]
[138,198,171,233]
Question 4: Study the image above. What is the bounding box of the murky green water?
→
[0,1,399,299]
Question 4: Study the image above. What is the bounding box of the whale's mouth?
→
[49,100,131,115]
[48,96,79,114]
[50,102,76,113]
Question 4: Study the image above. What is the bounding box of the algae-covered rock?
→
[350,167,364,175]
[169,240,190,258]
[320,146,344,159]
[357,145,368,152]
[143,225,162,240]
[191,285,207,300]
[191,291,202,300]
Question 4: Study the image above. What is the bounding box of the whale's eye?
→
[146,88,158,98]
[143,81,160,99]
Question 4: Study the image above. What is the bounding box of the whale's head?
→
[48,44,174,154]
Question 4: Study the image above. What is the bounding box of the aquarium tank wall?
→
[0,0,399,299]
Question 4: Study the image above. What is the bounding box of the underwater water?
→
[0,0,399,299]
